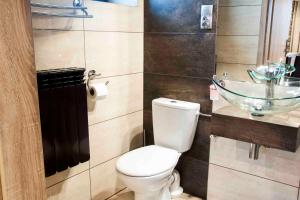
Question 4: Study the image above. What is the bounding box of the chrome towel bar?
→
[32,11,93,18]
[31,0,93,18]
[31,2,88,10]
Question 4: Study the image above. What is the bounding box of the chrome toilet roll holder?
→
[87,70,109,93]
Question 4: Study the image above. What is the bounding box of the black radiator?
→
[37,68,90,177]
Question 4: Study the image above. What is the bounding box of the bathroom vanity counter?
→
[211,98,300,152]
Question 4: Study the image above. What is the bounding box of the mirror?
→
[95,0,138,7]
[216,0,300,81]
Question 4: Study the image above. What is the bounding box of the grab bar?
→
[31,2,88,10]
[32,11,93,18]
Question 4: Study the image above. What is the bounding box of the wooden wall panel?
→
[0,179,2,200]
[268,0,293,62]
[291,2,300,52]
[0,0,46,199]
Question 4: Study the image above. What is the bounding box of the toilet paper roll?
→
[89,83,108,100]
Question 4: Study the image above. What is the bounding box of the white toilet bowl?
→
[118,168,173,200]
[116,98,200,200]
[116,145,182,200]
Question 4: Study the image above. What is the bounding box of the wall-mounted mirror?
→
[216,0,300,81]
[95,0,138,7]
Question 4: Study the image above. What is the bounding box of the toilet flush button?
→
[170,100,177,103]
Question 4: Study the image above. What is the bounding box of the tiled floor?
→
[108,189,202,200]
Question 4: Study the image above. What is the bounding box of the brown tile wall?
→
[144,0,217,198]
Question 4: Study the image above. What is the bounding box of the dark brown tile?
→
[143,110,154,145]
[145,33,215,78]
[212,114,300,152]
[185,116,211,162]
[176,156,209,199]
[145,0,217,34]
[144,73,212,114]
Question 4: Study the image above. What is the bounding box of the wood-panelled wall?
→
[0,0,46,199]
[0,179,2,200]
[291,1,300,52]
[144,0,217,198]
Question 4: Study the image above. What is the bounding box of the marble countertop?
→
[212,97,300,128]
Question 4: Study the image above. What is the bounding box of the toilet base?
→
[170,186,183,198]
[170,170,183,198]
[135,186,171,200]
[134,170,183,200]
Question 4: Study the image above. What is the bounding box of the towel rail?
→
[31,2,88,10]
[32,11,93,18]
[31,0,93,18]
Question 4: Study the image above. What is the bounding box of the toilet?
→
[116,98,200,200]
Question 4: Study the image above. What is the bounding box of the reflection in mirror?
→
[95,0,138,7]
[214,0,300,115]
[216,0,300,81]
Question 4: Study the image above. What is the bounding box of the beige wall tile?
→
[219,0,262,6]
[31,0,84,30]
[218,6,261,36]
[89,111,143,167]
[207,164,299,200]
[85,32,143,77]
[210,137,300,187]
[91,157,125,200]
[216,63,253,81]
[87,73,143,125]
[46,162,89,188]
[47,171,90,200]
[33,30,85,70]
[217,36,259,64]
[84,0,143,32]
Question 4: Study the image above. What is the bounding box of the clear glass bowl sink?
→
[212,78,300,115]
[248,63,295,82]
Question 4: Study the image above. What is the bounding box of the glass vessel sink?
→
[213,63,300,115]
[213,78,300,115]
[247,63,295,83]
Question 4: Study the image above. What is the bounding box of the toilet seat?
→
[116,145,181,177]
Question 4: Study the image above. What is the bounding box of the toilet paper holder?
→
[87,70,109,93]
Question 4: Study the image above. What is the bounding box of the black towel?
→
[292,56,300,78]
[37,68,89,177]
[287,55,300,78]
